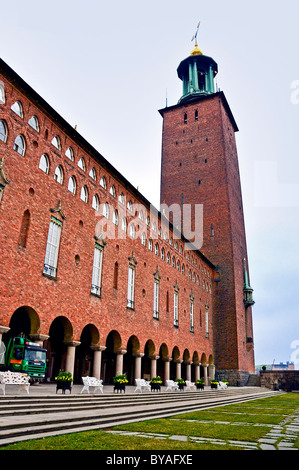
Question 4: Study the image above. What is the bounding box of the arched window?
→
[127,200,133,212]
[54,165,63,184]
[182,264,185,275]
[155,243,159,256]
[122,217,127,232]
[80,186,88,203]
[65,147,74,161]
[0,84,5,103]
[177,260,180,271]
[130,224,135,238]
[13,135,25,155]
[68,176,77,194]
[148,239,153,251]
[89,167,96,180]
[141,232,146,246]
[100,176,107,189]
[39,154,49,174]
[118,193,125,204]
[109,185,116,197]
[92,194,99,211]
[78,157,86,171]
[146,216,150,226]
[11,101,23,117]
[113,210,118,225]
[51,135,61,150]
[139,210,144,221]
[0,120,8,143]
[103,202,109,218]
[152,222,157,232]
[172,256,175,268]
[161,247,165,260]
[167,252,170,264]
[28,115,39,131]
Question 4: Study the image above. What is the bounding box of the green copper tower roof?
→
[177,51,218,104]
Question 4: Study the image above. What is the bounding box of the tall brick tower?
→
[159,36,255,384]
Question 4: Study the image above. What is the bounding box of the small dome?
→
[191,43,203,56]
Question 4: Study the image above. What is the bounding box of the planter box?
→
[210,383,218,389]
[113,382,126,393]
[56,381,72,394]
[177,383,185,391]
[150,383,161,392]
[196,383,204,390]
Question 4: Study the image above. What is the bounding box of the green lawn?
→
[1,393,299,451]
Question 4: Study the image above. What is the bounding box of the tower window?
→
[184,113,187,124]
[91,243,103,297]
[198,71,205,91]
[11,101,23,118]
[13,135,26,156]
[28,115,39,132]
[0,120,8,143]
[39,154,50,174]
[195,110,198,120]
[43,217,62,279]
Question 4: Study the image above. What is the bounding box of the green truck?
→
[0,336,47,382]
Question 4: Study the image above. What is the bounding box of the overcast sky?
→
[1,0,298,368]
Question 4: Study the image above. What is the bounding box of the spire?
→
[191,21,203,56]
[177,22,218,104]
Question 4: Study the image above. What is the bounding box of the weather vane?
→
[191,21,200,46]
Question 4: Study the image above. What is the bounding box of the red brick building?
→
[0,42,255,386]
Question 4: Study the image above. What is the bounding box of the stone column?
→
[64,341,81,377]
[29,333,49,346]
[194,362,200,381]
[175,360,182,380]
[209,364,216,381]
[149,355,159,378]
[134,353,144,380]
[185,361,192,382]
[0,325,10,344]
[115,349,127,376]
[203,364,208,384]
[91,345,106,379]
[0,326,10,364]
[164,357,171,385]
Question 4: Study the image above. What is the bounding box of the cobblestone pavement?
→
[106,411,299,450]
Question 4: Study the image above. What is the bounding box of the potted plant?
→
[55,370,73,394]
[150,376,162,391]
[175,378,185,390]
[210,380,218,389]
[113,373,128,393]
[195,379,205,390]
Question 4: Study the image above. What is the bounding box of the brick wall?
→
[0,67,215,371]
[160,93,255,374]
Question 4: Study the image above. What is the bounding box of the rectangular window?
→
[43,217,62,278]
[127,265,135,309]
[153,280,159,319]
[174,291,179,327]
[205,309,209,338]
[190,301,194,333]
[91,243,103,297]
